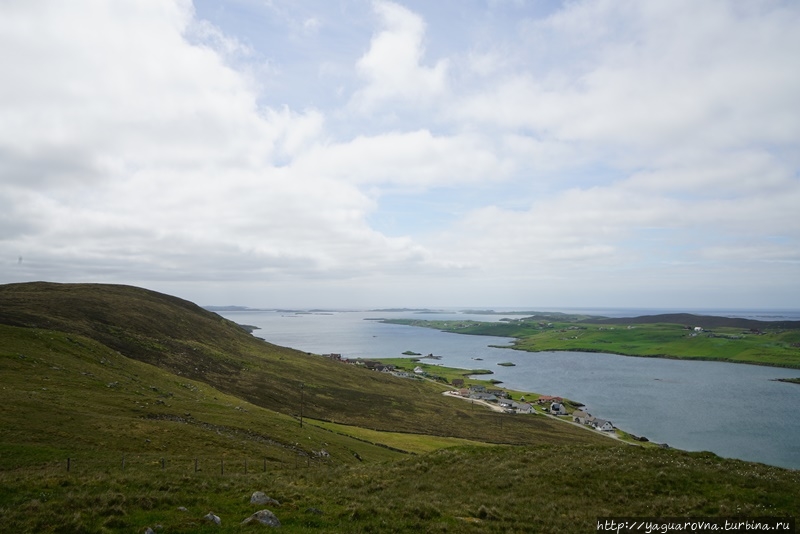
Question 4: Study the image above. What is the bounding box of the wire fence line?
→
[44,453,329,475]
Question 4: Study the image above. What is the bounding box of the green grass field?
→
[2,445,798,533]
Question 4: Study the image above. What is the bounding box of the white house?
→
[511,401,533,414]
[592,419,615,432]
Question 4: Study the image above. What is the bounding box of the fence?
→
[50,453,328,476]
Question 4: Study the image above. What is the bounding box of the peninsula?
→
[380,312,800,369]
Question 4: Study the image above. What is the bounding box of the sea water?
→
[219,309,800,469]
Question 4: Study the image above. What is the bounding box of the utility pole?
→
[300,382,305,428]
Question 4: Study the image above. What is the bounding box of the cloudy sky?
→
[2,0,799,309]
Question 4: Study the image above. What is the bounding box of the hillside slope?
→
[0,282,610,447]
[0,323,403,469]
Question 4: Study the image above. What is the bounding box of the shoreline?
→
[379,357,651,448]
[498,344,800,370]
[441,390,634,445]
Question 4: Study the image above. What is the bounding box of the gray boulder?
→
[241,509,281,527]
[203,511,221,525]
[250,491,280,506]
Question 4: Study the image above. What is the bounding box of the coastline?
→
[378,357,653,448]
[497,344,800,370]
[441,390,634,445]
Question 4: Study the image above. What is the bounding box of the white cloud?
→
[294,129,510,188]
[455,0,800,153]
[350,0,448,112]
[0,0,440,288]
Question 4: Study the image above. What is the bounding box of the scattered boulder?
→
[306,507,324,515]
[144,528,154,534]
[241,509,281,527]
[203,512,221,525]
[177,506,188,512]
[250,491,280,506]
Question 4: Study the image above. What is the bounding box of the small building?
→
[537,395,563,405]
[452,378,465,388]
[510,401,533,414]
[592,419,615,432]
[470,392,498,402]
[572,410,595,425]
[550,402,567,415]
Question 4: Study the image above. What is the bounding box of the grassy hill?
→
[0,282,607,446]
[1,282,799,532]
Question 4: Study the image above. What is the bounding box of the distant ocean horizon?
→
[211,305,800,322]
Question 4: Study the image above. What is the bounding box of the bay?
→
[219,309,800,470]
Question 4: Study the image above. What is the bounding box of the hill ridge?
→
[581,312,800,330]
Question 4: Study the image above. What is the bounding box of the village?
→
[322,353,617,434]
[447,385,616,433]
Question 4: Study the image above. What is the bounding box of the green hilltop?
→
[1,282,798,532]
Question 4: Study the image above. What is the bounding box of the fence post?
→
[221,459,224,475]
[263,457,266,473]
[67,457,71,472]
[195,458,198,473]
[161,458,165,470]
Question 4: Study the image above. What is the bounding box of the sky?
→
[1,0,799,309]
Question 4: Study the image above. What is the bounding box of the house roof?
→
[538,395,563,402]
